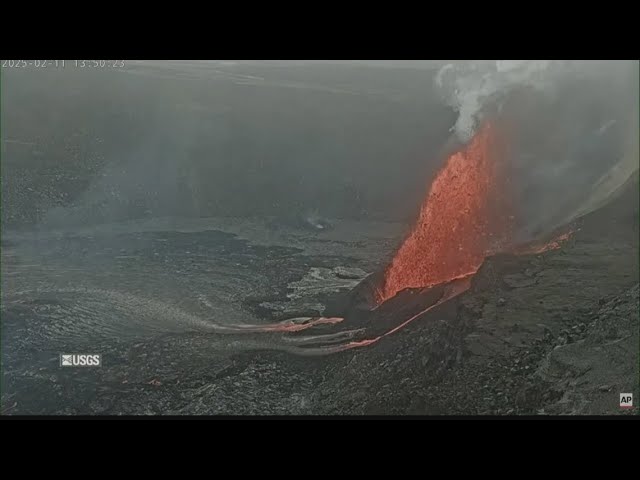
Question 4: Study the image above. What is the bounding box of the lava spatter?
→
[377,122,514,304]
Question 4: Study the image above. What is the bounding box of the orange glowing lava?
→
[224,316,344,333]
[377,122,514,304]
[515,230,574,255]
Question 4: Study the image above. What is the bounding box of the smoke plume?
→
[435,60,639,238]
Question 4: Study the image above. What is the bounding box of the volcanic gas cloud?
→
[376,121,515,304]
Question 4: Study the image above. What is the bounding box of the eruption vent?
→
[377,121,514,304]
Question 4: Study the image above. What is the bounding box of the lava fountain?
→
[376,121,515,304]
[205,120,574,355]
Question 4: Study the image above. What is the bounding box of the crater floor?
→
[2,189,637,415]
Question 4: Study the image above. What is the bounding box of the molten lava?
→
[377,122,514,304]
[212,121,578,357]
[515,230,574,255]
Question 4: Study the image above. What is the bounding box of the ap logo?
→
[620,393,633,409]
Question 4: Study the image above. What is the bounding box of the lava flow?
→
[377,121,514,304]
[515,230,575,255]
[208,121,576,356]
[275,122,579,354]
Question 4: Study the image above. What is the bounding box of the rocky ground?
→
[1,182,638,416]
[0,216,403,415]
[306,180,639,416]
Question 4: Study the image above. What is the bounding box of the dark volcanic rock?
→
[2,161,637,416]
[306,178,638,415]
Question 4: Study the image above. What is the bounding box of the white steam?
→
[434,60,596,142]
[434,60,638,239]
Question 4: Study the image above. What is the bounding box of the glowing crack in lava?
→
[515,230,575,255]
[377,121,514,304]
[224,316,343,333]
